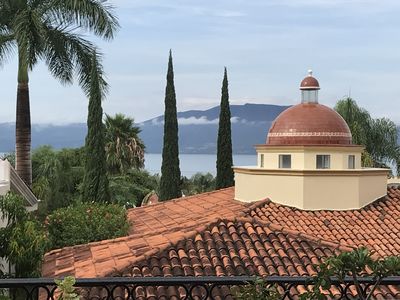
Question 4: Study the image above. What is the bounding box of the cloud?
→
[177,116,241,125]
[178,116,218,125]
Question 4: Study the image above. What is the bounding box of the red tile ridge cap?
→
[107,216,255,277]
[237,198,272,217]
[44,232,139,258]
[127,187,236,212]
[252,215,355,253]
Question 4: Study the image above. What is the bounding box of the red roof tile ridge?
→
[44,231,142,256]
[107,216,254,277]
[252,215,355,252]
[127,187,235,213]
[238,198,272,217]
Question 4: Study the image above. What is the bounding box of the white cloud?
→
[178,116,218,125]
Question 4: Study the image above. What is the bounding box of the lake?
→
[144,153,256,177]
[1,152,256,178]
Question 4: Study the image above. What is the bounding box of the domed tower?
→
[234,71,388,210]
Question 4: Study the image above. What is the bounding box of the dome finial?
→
[308,69,313,76]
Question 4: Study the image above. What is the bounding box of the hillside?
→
[0,103,290,154]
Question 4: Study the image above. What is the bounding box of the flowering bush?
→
[47,202,129,249]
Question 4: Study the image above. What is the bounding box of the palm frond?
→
[0,33,16,67]
[48,0,119,40]
[12,8,46,69]
[42,24,94,84]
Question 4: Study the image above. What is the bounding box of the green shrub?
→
[0,193,48,278]
[47,202,129,249]
[109,169,159,207]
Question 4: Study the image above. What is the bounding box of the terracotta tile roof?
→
[250,187,400,257]
[42,188,249,277]
[42,186,400,298]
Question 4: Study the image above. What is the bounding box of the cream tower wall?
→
[256,145,363,170]
[234,168,389,210]
[235,145,389,210]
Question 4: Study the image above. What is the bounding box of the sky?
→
[1,0,400,124]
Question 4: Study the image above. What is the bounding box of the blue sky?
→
[1,0,400,124]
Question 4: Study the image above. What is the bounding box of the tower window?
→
[260,154,264,168]
[279,155,291,168]
[348,155,355,169]
[316,155,330,169]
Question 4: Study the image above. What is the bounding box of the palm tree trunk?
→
[15,56,32,186]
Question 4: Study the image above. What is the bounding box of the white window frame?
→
[348,155,355,169]
[279,154,291,169]
[316,155,330,169]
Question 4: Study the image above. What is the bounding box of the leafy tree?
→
[55,276,80,300]
[181,172,216,196]
[300,247,400,300]
[82,53,110,203]
[0,0,119,186]
[216,67,234,189]
[47,202,128,249]
[105,113,145,174]
[235,278,279,300]
[159,50,181,201]
[109,169,158,207]
[0,193,48,277]
[32,146,84,217]
[335,98,400,172]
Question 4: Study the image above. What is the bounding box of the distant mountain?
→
[0,103,290,154]
[140,103,290,154]
[0,123,87,153]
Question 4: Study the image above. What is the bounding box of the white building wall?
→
[0,159,10,274]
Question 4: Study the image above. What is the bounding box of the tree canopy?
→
[335,98,400,173]
[105,113,145,174]
[0,0,118,185]
[159,50,181,201]
[216,67,234,189]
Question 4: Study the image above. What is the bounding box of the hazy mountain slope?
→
[0,103,290,154]
[140,103,290,154]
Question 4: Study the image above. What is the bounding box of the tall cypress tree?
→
[216,67,234,189]
[82,53,110,202]
[159,50,181,201]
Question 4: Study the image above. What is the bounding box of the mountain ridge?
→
[0,103,290,154]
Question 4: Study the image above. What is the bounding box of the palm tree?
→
[104,114,145,174]
[335,97,400,172]
[0,0,119,185]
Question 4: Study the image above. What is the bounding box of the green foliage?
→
[159,50,181,201]
[82,53,110,203]
[109,169,159,207]
[335,98,400,173]
[234,278,280,300]
[0,0,119,185]
[216,67,234,189]
[55,276,80,300]
[181,173,216,196]
[0,0,118,95]
[32,146,84,217]
[300,247,400,300]
[47,202,129,249]
[105,113,145,174]
[0,193,48,278]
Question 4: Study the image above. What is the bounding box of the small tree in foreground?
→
[301,247,400,300]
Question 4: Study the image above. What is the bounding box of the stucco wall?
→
[234,167,388,210]
[235,171,304,208]
[256,145,363,170]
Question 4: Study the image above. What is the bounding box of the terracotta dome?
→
[300,75,320,90]
[266,103,352,145]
